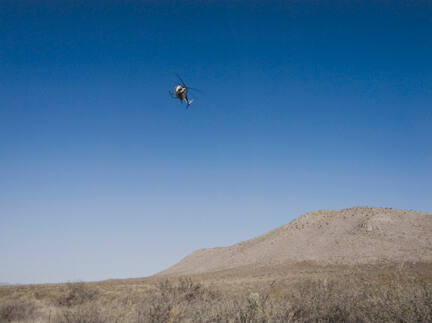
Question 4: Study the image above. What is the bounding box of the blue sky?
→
[1,1,431,284]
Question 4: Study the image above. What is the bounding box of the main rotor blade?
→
[187,87,203,93]
[175,73,187,86]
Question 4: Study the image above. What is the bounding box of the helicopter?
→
[169,74,196,108]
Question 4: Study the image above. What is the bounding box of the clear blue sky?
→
[1,1,431,284]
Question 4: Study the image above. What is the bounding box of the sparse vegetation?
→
[55,282,99,307]
[1,263,431,322]
[0,299,37,322]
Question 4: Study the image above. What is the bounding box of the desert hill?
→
[160,207,432,276]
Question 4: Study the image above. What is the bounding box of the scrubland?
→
[1,262,431,322]
[2,208,431,321]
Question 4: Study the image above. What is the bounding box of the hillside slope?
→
[160,207,432,276]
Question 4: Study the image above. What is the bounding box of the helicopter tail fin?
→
[186,99,193,108]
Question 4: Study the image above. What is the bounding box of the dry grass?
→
[1,263,431,322]
[55,282,99,307]
[0,299,38,322]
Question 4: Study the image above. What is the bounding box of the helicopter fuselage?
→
[174,85,187,100]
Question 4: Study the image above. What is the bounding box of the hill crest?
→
[159,207,432,276]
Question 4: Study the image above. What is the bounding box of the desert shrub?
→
[155,277,203,302]
[281,274,432,323]
[54,305,106,323]
[0,299,38,322]
[177,277,203,302]
[359,276,432,322]
[136,277,221,323]
[55,282,99,307]
[285,279,359,322]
